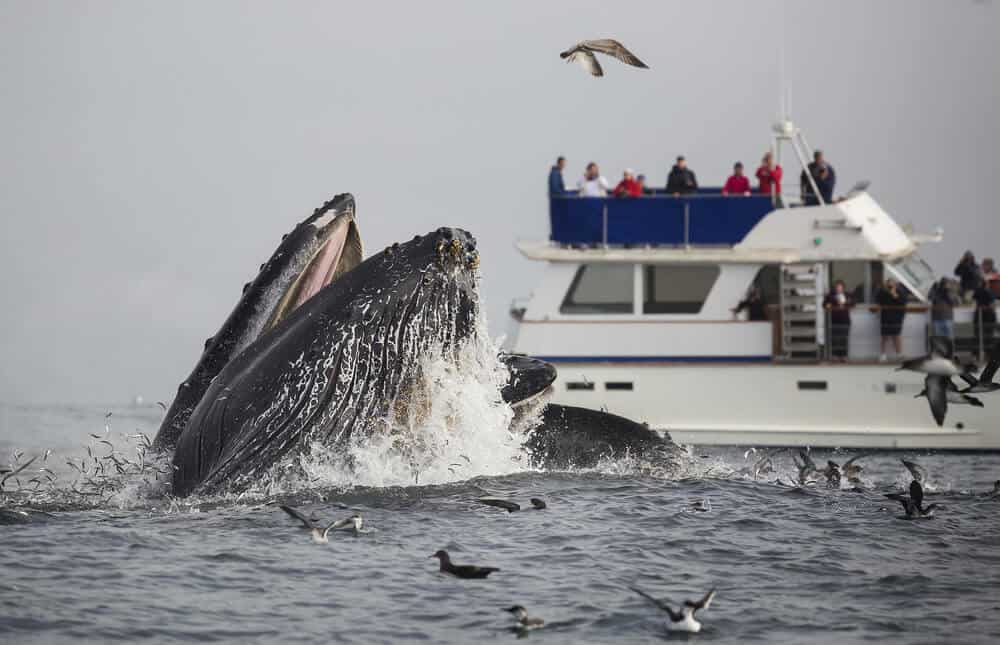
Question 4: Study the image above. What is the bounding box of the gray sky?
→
[1,1,997,405]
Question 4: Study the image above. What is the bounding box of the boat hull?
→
[543,362,1000,450]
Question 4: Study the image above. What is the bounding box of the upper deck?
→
[523,190,940,297]
[550,188,773,247]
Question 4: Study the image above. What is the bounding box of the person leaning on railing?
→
[721,162,752,196]
[824,280,854,362]
[548,156,567,196]
[577,162,609,197]
[755,151,783,196]
[731,286,768,321]
[612,168,643,197]
[665,155,698,196]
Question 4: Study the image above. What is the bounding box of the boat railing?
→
[549,189,774,246]
[820,305,995,363]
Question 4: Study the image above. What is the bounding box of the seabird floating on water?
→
[630,585,716,633]
[430,550,499,579]
[477,497,547,513]
[822,461,842,488]
[559,39,649,77]
[689,498,711,512]
[841,454,865,484]
[279,505,363,543]
[793,450,820,486]
[885,479,940,519]
[504,605,545,631]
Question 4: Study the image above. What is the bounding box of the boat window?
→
[560,264,634,314]
[643,264,720,314]
[884,253,935,303]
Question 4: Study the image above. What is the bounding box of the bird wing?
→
[909,480,924,509]
[579,39,649,68]
[324,517,355,534]
[901,459,927,484]
[629,586,682,621]
[924,376,947,427]
[455,565,499,578]
[478,498,521,512]
[842,454,865,467]
[798,450,816,471]
[958,372,980,388]
[980,340,1000,382]
[687,588,716,613]
[566,50,603,77]
[279,505,317,529]
[885,493,912,514]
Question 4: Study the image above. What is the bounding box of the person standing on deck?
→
[823,280,853,361]
[577,162,609,197]
[666,156,698,196]
[548,156,566,196]
[722,162,752,196]
[801,150,836,205]
[732,286,768,321]
[756,151,783,200]
[928,277,959,341]
[612,168,642,197]
[876,279,907,362]
[955,251,982,303]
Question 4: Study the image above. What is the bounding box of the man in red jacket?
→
[613,168,642,197]
[722,162,751,196]
[755,151,783,197]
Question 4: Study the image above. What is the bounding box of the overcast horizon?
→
[1,0,998,405]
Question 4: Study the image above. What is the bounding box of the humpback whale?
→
[170,226,480,496]
[156,195,683,497]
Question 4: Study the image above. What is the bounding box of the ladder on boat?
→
[779,263,822,361]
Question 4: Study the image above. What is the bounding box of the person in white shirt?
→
[577,162,609,197]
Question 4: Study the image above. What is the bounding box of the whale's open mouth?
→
[265,211,362,331]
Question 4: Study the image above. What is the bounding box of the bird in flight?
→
[559,39,649,77]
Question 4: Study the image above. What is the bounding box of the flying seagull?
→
[431,550,499,579]
[279,505,363,543]
[559,39,649,77]
[504,605,545,631]
[630,585,716,633]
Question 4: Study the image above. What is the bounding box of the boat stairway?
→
[779,263,822,361]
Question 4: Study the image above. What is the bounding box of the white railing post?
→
[683,201,690,248]
[602,202,608,247]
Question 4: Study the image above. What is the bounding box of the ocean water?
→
[2,402,1000,645]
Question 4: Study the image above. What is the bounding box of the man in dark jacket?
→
[548,156,566,195]
[666,156,698,196]
[955,250,981,303]
[800,150,836,205]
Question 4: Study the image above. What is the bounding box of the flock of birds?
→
[277,493,720,634]
[899,338,1000,426]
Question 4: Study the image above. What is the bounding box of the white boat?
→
[508,121,1000,450]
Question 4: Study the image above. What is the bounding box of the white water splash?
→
[291,323,534,489]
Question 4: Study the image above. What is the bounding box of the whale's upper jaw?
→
[264,199,362,332]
